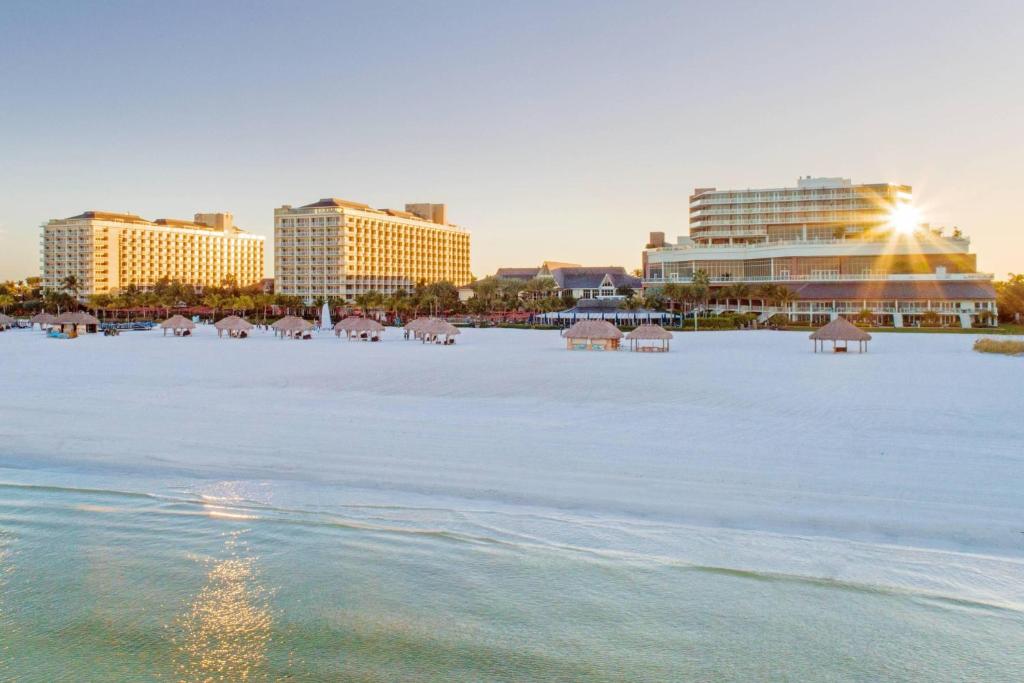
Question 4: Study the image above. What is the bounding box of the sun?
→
[888,204,921,235]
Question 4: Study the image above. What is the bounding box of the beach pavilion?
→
[563,320,623,351]
[625,324,673,352]
[30,312,57,331]
[160,314,196,336]
[422,319,460,345]
[53,311,101,336]
[272,315,314,339]
[403,317,433,340]
[335,317,385,341]
[214,315,254,338]
[538,299,672,326]
[810,317,871,353]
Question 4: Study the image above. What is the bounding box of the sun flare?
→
[888,204,922,235]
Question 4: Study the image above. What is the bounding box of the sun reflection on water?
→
[172,532,273,681]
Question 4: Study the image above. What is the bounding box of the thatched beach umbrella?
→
[272,315,314,339]
[334,317,384,340]
[160,314,196,336]
[563,320,623,351]
[626,324,673,352]
[421,319,460,345]
[53,311,101,335]
[0,313,16,330]
[810,317,871,353]
[403,317,434,340]
[30,312,57,331]
[214,315,254,338]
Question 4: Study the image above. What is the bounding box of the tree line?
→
[2,271,1022,324]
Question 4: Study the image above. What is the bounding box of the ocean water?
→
[1,327,1023,680]
[1,472,1021,682]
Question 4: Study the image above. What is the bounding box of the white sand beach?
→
[1,324,1022,679]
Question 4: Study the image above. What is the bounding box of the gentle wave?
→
[2,478,1022,615]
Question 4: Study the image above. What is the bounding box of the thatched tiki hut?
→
[626,324,673,352]
[30,312,57,331]
[272,315,314,339]
[53,311,101,336]
[0,313,16,331]
[810,317,871,353]
[335,317,385,341]
[403,317,433,340]
[161,314,196,336]
[421,319,460,345]
[563,320,623,351]
[214,315,254,338]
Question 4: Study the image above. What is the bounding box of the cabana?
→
[214,315,254,338]
[403,317,434,340]
[810,317,871,353]
[563,320,622,351]
[421,319,460,345]
[161,314,196,337]
[52,311,101,337]
[272,315,314,339]
[30,312,57,331]
[335,317,384,341]
[626,324,673,352]
[0,313,16,331]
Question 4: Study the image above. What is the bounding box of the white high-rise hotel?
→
[643,177,996,326]
[274,198,471,301]
[41,211,264,297]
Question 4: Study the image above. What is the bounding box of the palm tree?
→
[715,284,734,310]
[691,270,710,329]
[732,282,752,310]
[62,275,81,303]
[661,283,686,317]
[775,285,798,323]
[203,291,228,322]
[756,283,778,311]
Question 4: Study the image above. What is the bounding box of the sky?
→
[1,0,1022,281]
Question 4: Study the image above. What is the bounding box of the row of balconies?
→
[692,215,883,227]
[646,272,991,284]
[691,191,888,205]
[691,204,881,217]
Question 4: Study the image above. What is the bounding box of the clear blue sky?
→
[1,0,1022,280]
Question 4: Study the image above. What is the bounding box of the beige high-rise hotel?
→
[274,198,471,301]
[41,211,264,297]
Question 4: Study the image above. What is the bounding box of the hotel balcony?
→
[643,272,993,286]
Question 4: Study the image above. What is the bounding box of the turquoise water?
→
[1,475,1021,682]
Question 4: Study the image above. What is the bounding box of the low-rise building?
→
[494,263,641,300]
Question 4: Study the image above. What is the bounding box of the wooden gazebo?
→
[625,324,673,352]
[810,317,871,353]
